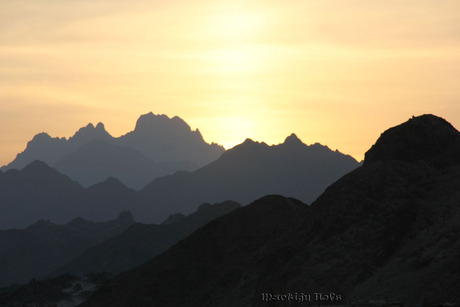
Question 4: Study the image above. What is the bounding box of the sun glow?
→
[2,1,460,165]
[209,9,267,41]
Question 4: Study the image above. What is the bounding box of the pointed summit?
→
[21,160,52,172]
[283,133,305,147]
[96,122,105,130]
[70,122,111,144]
[121,112,224,165]
[364,114,460,165]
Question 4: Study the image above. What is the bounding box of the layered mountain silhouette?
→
[0,201,240,303]
[0,161,136,229]
[1,113,224,189]
[51,201,240,278]
[82,115,460,306]
[0,133,358,228]
[0,211,134,287]
[137,133,359,222]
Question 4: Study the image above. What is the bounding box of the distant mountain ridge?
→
[1,113,224,189]
[0,161,136,229]
[0,131,359,228]
[82,114,460,306]
[137,132,359,222]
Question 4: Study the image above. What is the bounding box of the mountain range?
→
[50,200,240,278]
[137,133,359,219]
[0,201,240,304]
[1,113,224,189]
[82,114,460,306]
[0,161,136,229]
[0,130,359,228]
[0,211,134,287]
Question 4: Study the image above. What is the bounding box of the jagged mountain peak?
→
[364,114,460,165]
[283,133,302,144]
[133,113,191,133]
[20,160,59,175]
[69,122,111,143]
[31,132,52,141]
[95,122,105,130]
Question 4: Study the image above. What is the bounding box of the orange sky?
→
[1,0,460,166]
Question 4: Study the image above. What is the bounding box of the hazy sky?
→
[1,0,460,166]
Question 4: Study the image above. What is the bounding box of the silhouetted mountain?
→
[51,201,240,277]
[83,115,460,306]
[0,212,134,287]
[136,133,359,223]
[0,132,356,228]
[0,160,84,228]
[0,162,136,229]
[53,140,170,189]
[364,114,460,165]
[3,123,112,171]
[1,113,225,188]
[118,113,224,167]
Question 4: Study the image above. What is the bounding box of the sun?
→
[211,9,266,41]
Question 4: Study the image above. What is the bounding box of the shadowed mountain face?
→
[0,212,134,287]
[82,115,460,306]
[137,133,359,223]
[53,140,171,189]
[0,163,136,229]
[51,201,241,278]
[1,113,224,189]
[0,133,358,229]
[0,201,240,304]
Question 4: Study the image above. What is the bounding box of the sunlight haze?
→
[1,0,460,165]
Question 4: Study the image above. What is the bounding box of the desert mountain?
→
[0,133,358,228]
[51,201,240,277]
[0,211,134,287]
[0,162,136,229]
[137,133,359,223]
[83,115,460,306]
[0,202,240,305]
[1,113,224,189]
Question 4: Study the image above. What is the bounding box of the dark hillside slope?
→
[51,201,240,277]
[83,115,460,306]
[0,212,134,287]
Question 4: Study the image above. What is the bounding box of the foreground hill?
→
[82,114,460,306]
[2,113,224,189]
[138,133,359,222]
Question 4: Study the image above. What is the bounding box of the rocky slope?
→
[0,212,134,287]
[82,114,460,306]
[51,201,241,277]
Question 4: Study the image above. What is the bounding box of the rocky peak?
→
[133,113,191,134]
[283,133,303,145]
[364,114,460,165]
[69,122,111,144]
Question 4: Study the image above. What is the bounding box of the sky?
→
[1,0,460,166]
